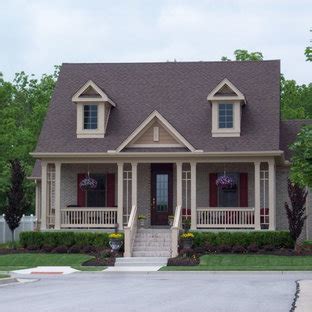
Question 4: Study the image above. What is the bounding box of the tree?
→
[221,49,263,61]
[305,29,312,61]
[284,179,307,244]
[4,160,29,242]
[290,125,312,188]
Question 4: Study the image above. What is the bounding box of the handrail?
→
[171,205,182,258]
[124,205,137,257]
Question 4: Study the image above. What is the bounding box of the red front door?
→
[151,164,173,226]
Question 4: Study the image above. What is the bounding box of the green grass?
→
[161,254,312,271]
[0,274,10,279]
[0,253,95,272]
[72,266,106,271]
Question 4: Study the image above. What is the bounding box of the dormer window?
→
[207,78,246,137]
[72,80,116,138]
[218,103,233,128]
[84,104,98,130]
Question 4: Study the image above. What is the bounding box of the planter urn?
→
[109,238,123,252]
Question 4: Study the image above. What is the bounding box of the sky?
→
[0,0,311,84]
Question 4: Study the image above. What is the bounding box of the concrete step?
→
[115,257,168,267]
[133,243,171,248]
[132,251,171,257]
[133,246,170,252]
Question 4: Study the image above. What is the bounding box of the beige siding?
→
[131,120,180,145]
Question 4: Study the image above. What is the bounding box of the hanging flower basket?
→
[216,175,236,190]
[79,176,97,191]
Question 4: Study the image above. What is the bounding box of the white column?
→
[254,161,261,230]
[41,162,48,230]
[268,159,276,230]
[117,162,124,230]
[176,162,182,207]
[190,162,197,230]
[54,162,61,230]
[131,162,138,207]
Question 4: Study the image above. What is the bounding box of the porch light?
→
[216,175,236,190]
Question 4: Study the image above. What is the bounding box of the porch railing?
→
[124,205,138,257]
[171,205,182,258]
[197,207,255,229]
[60,207,117,228]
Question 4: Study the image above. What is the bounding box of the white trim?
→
[72,80,116,106]
[115,110,196,152]
[129,143,184,148]
[207,78,246,103]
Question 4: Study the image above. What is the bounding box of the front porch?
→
[36,159,276,232]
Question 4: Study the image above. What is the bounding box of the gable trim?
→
[115,110,196,152]
[207,78,246,103]
[72,80,116,106]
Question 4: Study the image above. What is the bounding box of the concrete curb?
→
[0,277,18,286]
[293,280,312,311]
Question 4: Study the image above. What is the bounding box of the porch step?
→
[115,257,168,267]
[131,228,171,258]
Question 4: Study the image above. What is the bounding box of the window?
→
[83,105,98,130]
[218,103,233,129]
[86,174,106,207]
[217,173,239,207]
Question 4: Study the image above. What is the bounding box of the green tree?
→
[221,49,263,61]
[290,125,312,188]
[305,29,312,61]
[0,66,59,214]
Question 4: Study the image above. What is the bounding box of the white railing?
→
[171,205,182,258]
[124,205,138,257]
[0,214,37,243]
[197,207,255,229]
[60,207,117,228]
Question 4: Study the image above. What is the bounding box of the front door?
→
[151,164,173,226]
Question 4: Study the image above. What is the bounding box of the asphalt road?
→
[1,272,312,312]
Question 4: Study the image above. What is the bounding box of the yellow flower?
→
[180,232,194,239]
[109,233,123,239]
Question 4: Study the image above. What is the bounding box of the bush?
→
[262,245,275,252]
[191,231,294,249]
[232,245,246,253]
[217,245,232,253]
[247,243,259,253]
[52,246,68,253]
[41,245,54,253]
[20,231,111,250]
[81,245,97,254]
[68,245,81,254]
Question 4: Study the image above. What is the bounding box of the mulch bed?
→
[167,256,200,266]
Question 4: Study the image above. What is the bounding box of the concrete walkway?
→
[295,280,312,311]
[104,266,162,272]
[12,266,78,275]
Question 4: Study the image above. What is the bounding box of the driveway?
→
[1,272,311,312]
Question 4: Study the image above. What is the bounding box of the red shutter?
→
[239,173,248,207]
[107,173,115,207]
[77,173,86,207]
[209,173,218,207]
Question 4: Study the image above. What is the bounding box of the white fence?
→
[0,215,37,243]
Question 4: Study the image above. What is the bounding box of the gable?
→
[130,120,182,147]
[215,84,237,96]
[115,111,196,152]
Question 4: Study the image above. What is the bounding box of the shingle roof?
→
[34,60,281,153]
[280,120,312,160]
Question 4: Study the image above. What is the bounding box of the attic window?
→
[218,104,233,128]
[83,105,98,130]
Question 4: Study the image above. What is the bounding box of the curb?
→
[0,277,18,286]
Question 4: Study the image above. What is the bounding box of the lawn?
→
[0,274,10,279]
[0,253,95,272]
[161,254,312,271]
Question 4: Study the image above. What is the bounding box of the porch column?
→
[190,162,197,230]
[176,162,182,207]
[268,159,276,230]
[117,162,124,230]
[41,162,47,230]
[131,162,138,207]
[54,162,61,230]
[254,161,261,230]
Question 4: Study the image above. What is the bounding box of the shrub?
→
[82,245,97,254]
[68,245,81,254]
[232,245,246,253]
[191,231,294,249]
[52,246,68,253]
[247,243,259,253]
[179,248,196,258]
[217,245,232,253]
[41,245,54,253]
[19,231,111,250]
[204,243,217,253]
[262,245,275,252]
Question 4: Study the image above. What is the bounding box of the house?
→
[29,61,312,257]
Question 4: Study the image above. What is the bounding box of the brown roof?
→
[280,120,312,160]
[34,60,282,154]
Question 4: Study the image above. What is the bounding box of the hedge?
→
[19,232,111,249]
[191,231,294,249]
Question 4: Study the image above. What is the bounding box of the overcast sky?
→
[0,0,311,84]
